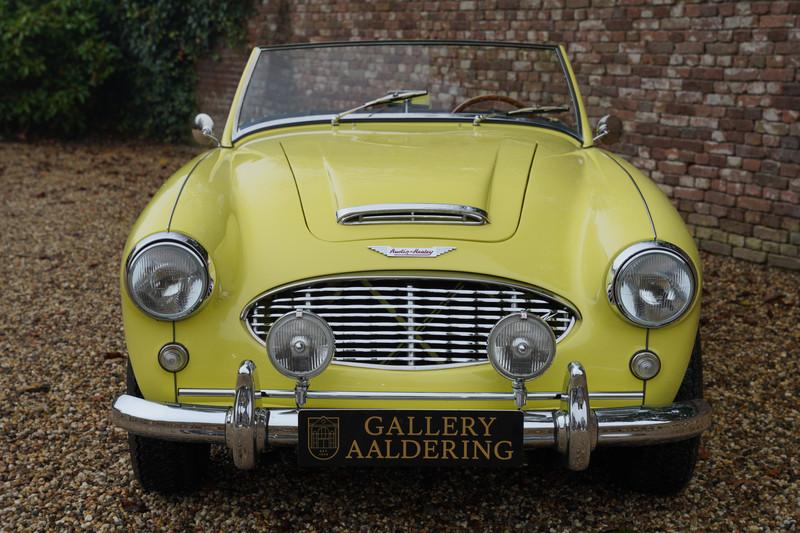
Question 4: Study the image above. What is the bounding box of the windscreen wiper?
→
[331,90,429,126]
[472,105,570,126]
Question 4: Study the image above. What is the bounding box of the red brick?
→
[693,67,725,80]
[759,14,796,27]
[737,196,772,212]
[675,187,705,201]
[705,191,737,206]
[761,68,795,81]
[689,165,718,178]
[720,219,752,234]
[658,161,688,175]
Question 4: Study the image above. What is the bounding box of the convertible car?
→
[111,41,711,494]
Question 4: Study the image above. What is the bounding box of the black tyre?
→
[604,333,703,495]
[125,361,210,494]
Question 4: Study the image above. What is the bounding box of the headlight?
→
[267,310,335,379]
[609,242,697,328]
[487,312,556,381]
[126,233,211,320]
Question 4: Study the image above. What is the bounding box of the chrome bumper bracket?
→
[555,361,598,471]
[110,360,712,471]
[225,360,266,470]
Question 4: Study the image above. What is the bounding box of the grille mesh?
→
[244,277,576,368]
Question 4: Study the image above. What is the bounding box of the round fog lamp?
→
[158,343,189,372]
[630,350,661,380]
[267,311,335,379]
[487,313,556,381]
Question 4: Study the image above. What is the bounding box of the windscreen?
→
[237,42,581,138]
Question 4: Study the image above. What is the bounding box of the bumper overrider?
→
[111,360,711,471]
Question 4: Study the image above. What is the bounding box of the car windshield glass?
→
[237,42,580,139]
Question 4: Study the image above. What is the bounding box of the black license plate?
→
[298,410,523,467]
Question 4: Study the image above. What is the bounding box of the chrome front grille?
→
[243,276,577,368]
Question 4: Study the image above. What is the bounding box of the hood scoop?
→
[336,203,488,225]
[279,128,537,242]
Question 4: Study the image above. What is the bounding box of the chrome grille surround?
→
[242,273,578,369]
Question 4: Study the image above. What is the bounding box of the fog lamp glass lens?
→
[267,311,335,379]
[487,313,556,381]
[630,351,661,380]
[128,242,209,320]
[615,251,694,327]
[158,343,189,372]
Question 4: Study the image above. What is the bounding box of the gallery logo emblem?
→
[369,246,456,258]
[307,416,340,460]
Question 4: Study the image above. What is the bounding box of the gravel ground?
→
[0,140,798,532]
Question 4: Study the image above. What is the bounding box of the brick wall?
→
[196,0,800,270]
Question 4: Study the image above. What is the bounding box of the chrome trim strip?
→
[240,271,582,363]
[231,47,262,143]
[336,203,488,225]
[332,359,489,371]
[234,113,580,144]
[177,387,643,401]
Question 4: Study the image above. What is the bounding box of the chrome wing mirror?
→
[193,113,220,147]
[593,114,622,145]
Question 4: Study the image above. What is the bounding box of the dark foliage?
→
[0,1,119,136]
[0,0,251,140]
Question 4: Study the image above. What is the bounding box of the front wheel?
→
[604,333,704,495]
[125,361,210,494]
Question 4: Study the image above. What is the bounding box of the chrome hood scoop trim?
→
[336,203,488,225]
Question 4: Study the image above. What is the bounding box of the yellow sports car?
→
[111,41,711,494]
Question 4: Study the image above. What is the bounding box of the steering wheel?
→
[452,94,528,113]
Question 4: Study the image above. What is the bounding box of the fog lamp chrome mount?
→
[511,379,527,409]
[295,377,310,407]
[487,311,557,409]
[266,310,336,407]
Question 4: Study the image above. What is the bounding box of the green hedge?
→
[0,0,251,140]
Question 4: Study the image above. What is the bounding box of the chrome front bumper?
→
[111,360,712,471]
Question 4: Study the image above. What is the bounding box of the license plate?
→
[298,410,523,467]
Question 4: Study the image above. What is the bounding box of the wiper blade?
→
[331,90,428,126]
[472,105,570,126]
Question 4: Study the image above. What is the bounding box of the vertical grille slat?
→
[244,277,577,368]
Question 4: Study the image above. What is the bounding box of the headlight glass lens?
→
[614,249,694,327]
[127,241,209,320]
[487,313,556,381]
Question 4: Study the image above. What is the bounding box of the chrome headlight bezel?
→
[125,232,213,321]
[607,241,698,328]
